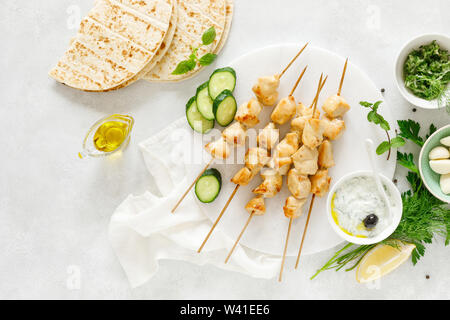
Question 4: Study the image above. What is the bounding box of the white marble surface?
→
[1,0,449,300]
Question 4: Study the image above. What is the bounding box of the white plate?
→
[198,43,397,256]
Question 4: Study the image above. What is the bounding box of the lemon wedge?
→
[356,242,415,283]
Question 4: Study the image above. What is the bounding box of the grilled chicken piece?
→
[205,137,230,159]
[275,132,300,158]
[271,96,297,125]
[235,98,262,128]
[302,118,325,149]
[270,132,300,175]
[253,169,283,198]
[322,116,345,140]
[291,103,321,136]
[245,147,271,174]
[223,122,247,146]
[310,169,331,197]
[297,103,320,118]
[257,122,279,151]
[318,140,335,168]
[245,195,266,216]
[268,157,292,175]
[283,196,307,219]
[292,145,319,175]
[252,75,280,106]
[287,168,311,199]
[322,94,350,118]
[231,167,254,186]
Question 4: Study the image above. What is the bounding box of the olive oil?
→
[81,114,134,158]
[93,121,129,152]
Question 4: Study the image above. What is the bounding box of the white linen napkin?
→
[109,118,280,288]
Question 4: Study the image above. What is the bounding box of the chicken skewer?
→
[279,75,328,282]
[295,58,349,269]
[224,73,324,265]
[171,43,309,213]
[199,67,308,254]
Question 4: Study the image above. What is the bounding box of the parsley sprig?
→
[172,27,218,75]
[311,122,450,280]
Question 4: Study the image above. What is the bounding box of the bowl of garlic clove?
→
[419,124,450,203]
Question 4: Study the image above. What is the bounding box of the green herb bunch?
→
[172,27,218,75]
[404,40,450,102]
[311,119,450,279]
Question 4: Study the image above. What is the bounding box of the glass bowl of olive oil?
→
[80,114,134,158]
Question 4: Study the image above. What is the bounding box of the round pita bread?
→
[143,0,228,82]
[154,0,233,83]
[49,0,174,91]
[110,0,178,90]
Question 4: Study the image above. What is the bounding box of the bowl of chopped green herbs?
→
[395,34,450,110]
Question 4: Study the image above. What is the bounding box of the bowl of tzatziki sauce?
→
[327,171,403,245]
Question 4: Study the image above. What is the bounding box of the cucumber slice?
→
[195,168,222,203]
[208,67,236,100]
[213,90,237,127]
[186,97,214,134]
[196,82,215,120]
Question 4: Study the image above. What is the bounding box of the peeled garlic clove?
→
[440,173,450,194]
[429,146,450,160]
[440,136,450,147]
[429,159,450,175]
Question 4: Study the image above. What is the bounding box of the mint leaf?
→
[376,141,391,155]
[171,59,196,75]
[390,136,406,148]
[359,101,372,108]
[367,111,377,123]
[380,119,390,131]
[372,101,383,110]
[199,53,217,66]
[202,27,216,46]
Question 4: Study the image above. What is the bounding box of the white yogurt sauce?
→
[332,176,394,238]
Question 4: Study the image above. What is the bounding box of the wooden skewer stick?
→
[312,75,328,115]
[278,217,293,282]
[224,213,255,264]
[171,158,214,213]
[278,74,327,281]
[289,66,308,96]
[197,184,240,253]
[337,58,348,96]
[279,42,309,78]
[294,194,315,269]
[296,59,347,269]
[309,73,323,109]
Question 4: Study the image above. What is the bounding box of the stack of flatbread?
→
[49,0,233,91]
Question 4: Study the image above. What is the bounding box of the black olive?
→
[363,214,379,229]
